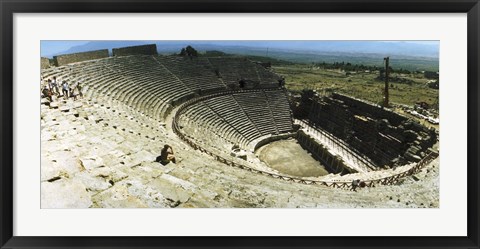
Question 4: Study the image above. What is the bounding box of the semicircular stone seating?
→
[206,57,281,87]
[41,55,286,123]
[41,54,293,160]
[177,89,294,154]
[41,53,438,190]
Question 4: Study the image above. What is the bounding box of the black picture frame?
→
[1,0,479,248]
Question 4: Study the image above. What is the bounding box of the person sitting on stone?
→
[157,144,176,165]
[41,85,52,102]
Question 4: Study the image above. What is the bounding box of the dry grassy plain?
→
[274,65,438,108]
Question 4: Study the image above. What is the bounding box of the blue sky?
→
[41,40,440,58]
[41,41,89,58]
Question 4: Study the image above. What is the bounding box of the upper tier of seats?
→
[206,57,282,87]
[177,89,293,150]
[41,55,283,121]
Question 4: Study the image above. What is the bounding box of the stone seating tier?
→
[206,57,281,86]
[179,89,293,151]
[42,55,286,123]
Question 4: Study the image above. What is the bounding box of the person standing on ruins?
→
[51,76,60,96]
[351,179,361,192]
[70,84,78,101]
[47,79,53,92]
[77,81,84,98]
[62,80,69,100]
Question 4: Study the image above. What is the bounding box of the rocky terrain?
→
[41,96,439,208]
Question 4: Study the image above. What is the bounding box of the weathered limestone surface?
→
[41,179,92,208]
[41,57,50,69]
[53,49,109,66]
[112,44,157,57]
[40,94,439,208]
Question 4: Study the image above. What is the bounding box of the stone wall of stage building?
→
[41,57,51,69]
[331,93,406,126]
[53,49,109,66]
[296,130,351,175]
[308,93,437,167]
[112,44,157,57]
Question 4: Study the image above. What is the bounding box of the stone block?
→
[121,150,154,168]
[100,153,123,167]
[50,102,59,109]
[73,102,83,109]
[75,171,112,192]
[80,156,105,170]
[150,177,193,204]
[90,166,129,183]
[42,150,83,181]
[41,179,92,208]
[53,49,108,66]
[59,105,70,112]
[91,184,148,208]
[160,174,198,191]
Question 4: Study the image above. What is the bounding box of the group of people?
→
[41,76,83,102]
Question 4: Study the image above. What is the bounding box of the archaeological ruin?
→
[40,44,439,208]
[53,49,109,66]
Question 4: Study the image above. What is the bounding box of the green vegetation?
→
[200,51,294,66]
[313,61,411,74]
[242,55,294,66]
[273,64,439,109]
[204,50,228,56]
[179,45,199,57]
[264,51,439,72]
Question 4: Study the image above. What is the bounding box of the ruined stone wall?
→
[112,44,157,56]
[308,93,437,167]
[332,93,406,126]
[296,131,350,174]
[41,57,51,69]
[53,49,109,66]
[253,133,295,152]
[309,97,352,140]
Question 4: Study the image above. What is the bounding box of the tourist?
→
[47,79,53,91]
[41,85,52,102]
[77,81,83,98]
[351,179,361,192]
[51,76,59,95]
[70,85,79,101]
[158,144,176,165]
[62,80,69,100]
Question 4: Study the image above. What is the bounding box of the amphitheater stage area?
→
[256,139,328,177]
